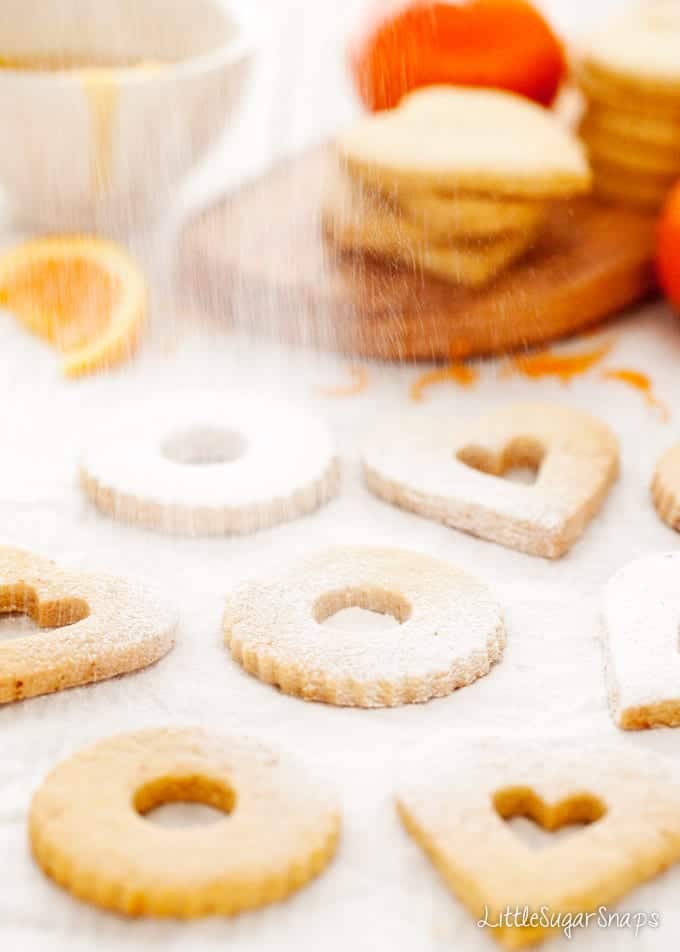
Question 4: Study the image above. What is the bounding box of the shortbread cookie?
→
[80,394,340,536]
[651,443,680,530]
[584,102,680,151]
[0,547,175,703]
[578,63,680,118]
[29,728,340,917]
[580,120,680,177]
[602,551,680,729]
[582,2,680,99]
[362,403,619,558]
[396,189,547,240]
[324,188,537,287]
[591,159,675,209]
[224,545,504,707]
[397,738,680,948]
[338,86,591,199]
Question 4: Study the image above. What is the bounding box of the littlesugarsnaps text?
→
[477,905,661,940]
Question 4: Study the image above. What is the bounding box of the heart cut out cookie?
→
[0,547,176,703]
[397,739,680,948]
[362,403,619,558]
[602,551,680,729]
[224,545,504,707]
[80,393,340,536]
[651,443,680,530]
[30,728,340,917]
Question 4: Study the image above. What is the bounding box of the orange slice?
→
[0,236,146,377]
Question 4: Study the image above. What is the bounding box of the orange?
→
[658,181,680,312]
[351,0,566,112]
[0,236,146,377]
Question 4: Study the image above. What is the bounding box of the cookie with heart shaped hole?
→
[397,736,680,948]
[0,546,176,703]
[362,402,619,559]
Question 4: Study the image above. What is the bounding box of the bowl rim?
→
[0,0,257,85]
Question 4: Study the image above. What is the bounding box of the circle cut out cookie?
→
[224,545,504,707]
[651,443,680,531]
[362,402,619,559]
[80,394,340,535]
[0,547,175,703]
[30,728,340,918]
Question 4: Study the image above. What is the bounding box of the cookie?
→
[603,551,680,729]
[337,86,591,199]
[396,189,547,240]
[224,545,505,707]
[80,394,340,536]
[584,102,680,151]
[581,2,680,99]
[580,119,680,177]
[29,728,340,917]
[652,443,680,530]
[397,738,680,949]
[578,63,680,119]
[590,158,675,209]
[0,547,175,703]
[323,180,537,287]
[362,403,619,558]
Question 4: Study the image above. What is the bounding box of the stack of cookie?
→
[577,1,680,210]
[324,86,591,287]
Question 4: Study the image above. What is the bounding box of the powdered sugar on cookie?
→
[224,545,504,707]
[602,551,680,729]
[0,547,176,703]
[362,403,619,558]
[398,737,680,948]
[80,393,340,535]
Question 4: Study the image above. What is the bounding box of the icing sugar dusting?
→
[225,545,505,708]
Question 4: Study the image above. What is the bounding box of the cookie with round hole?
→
[224,545,504,707]
[79,393,340,536]
[651,443,680,532]
[602,551,680,730]
[362,403,619,559]
[397,738,680,948]
[29,727,340,917]
[0,546,176,703]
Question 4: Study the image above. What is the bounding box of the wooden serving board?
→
[180,146,659,362]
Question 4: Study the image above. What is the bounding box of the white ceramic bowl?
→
[0,0,254,230]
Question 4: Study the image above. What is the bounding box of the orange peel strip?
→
[0,235,146,378]
[410,363,479,402]
[501,342,612,384]
[601,368,670,422]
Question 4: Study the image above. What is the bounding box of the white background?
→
[4,1,680,950]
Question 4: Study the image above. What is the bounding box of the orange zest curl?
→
[502,344,611,384]
[410,363,479,402]
[601,368,669,422]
